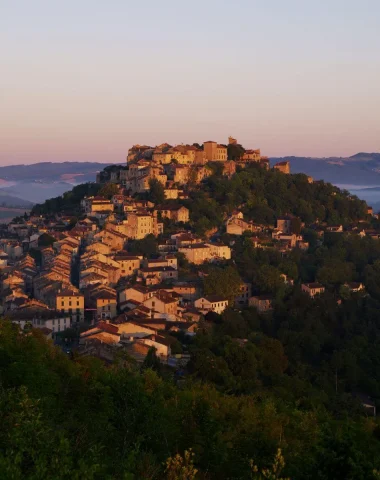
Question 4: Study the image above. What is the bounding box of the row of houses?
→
[127,137,269,166]
[97,136,277,195]
[1,231,85,336]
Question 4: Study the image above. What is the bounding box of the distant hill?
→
[0,190,33,208]
[2,156,380,206]
[0,161,121,182]
[270,153,380,186]
[0,161,121,204]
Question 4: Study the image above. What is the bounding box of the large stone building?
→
[125,212,163,239]
[226,212,262,235]
[242,149,261,162]
[81,196,113,215]
[249,295,274,313]
[204,141,227,162]
[113,252,141,277]
[273,161,290,174]
[85,284,118,320]
[56,288,85,323]
[104,213,163,240]
[152,144,206,166]
[194,295,229,314]
[172,165,190,184]
[127,145,153,164]
[178,242,231,265]
[155,205,190,223]
[276,216,293,234]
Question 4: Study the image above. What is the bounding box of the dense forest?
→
[1,321,380,479]
[183,164,368,235]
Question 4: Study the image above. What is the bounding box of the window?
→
[69,301,72,307]
[77,300,80,306]
[61,301,64,307]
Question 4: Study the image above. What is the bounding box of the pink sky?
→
[1,1,379,165]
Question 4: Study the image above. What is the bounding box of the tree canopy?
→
[99,182,120,199]
[148,178,166,205]
[31,183,101,215]
[1,320,380,479]
[184,166,367,235]
[203,265,242,304]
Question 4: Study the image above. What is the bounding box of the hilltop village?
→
[0,136,377,367]
[4,136,380,477]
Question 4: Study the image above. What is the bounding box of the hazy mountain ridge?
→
[0,161,118,182]
[0,161,121,204]
[271,153,380,186]
[1,156,380,206]
[0,190,34,207]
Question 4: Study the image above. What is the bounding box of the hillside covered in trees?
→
[1,321,380,479]
[31,182,102,216]
[183,164,367,235]
[31,163,368,227]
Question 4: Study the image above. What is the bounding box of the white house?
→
[194,295,228,314]
[301,282,325,298]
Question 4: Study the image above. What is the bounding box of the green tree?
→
[128,234,158,256]
[38,232,56,248]
[142,347,161,372]
[219,310,249,338]
[279,260,298,280]
[203,266,242,305]
[250,448,289,480]
[99,182,120,199]
[364,259,380,299]
[31,182,101,215]
[227,143,245,161]
[316,260,354,290]
[165,449,197,480]
[149,178,166,204]
[290,217,302,235]
[254,265,284,293]
[175,252,190,270]
[29,248,42,266]
[257,337,288,381]
[192,143,202,149]
[339,284,350,300]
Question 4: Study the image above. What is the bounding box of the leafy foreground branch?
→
[250,449,289,480]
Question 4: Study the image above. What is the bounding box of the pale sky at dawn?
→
[1,0,380,165]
